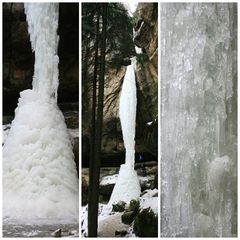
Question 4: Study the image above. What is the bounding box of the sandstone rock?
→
[134,3,158,70]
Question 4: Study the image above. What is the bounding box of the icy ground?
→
[81,189,158,237]
[3,220,78,238]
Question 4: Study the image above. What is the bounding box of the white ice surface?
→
[3,90,79,221]
[109,62,141,204]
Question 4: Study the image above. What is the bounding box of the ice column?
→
[109,61,141,204]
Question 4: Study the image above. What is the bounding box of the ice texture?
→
[24,3,59,100]
[119,63,137,168]
[109,63,141,204]
[161,3,237,237]
[3,3,78,222]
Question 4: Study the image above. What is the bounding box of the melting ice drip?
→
[161,3,237,237]
[3,3,78,221]
[109,61,141,204]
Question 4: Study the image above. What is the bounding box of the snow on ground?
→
[81,204,129,237]
[100,174,118,186]
[81,188,158,237]
[140,189,158,215]
[3,222,79,238]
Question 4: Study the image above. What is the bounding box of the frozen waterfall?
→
[161,3,237,237]
[3,3,78,222]
[109,61,141,204]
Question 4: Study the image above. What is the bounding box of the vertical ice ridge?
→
[25,3,59,100]
[161,3,237,237]
[119,64,137,168]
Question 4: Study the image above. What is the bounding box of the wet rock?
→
[134,208,158,237]
[112,201,126,212]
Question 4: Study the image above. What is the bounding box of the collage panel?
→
[161,2,237,237]
[81,2,158,238]
[2,2,79,237]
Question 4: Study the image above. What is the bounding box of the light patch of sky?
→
[125,2,138,17]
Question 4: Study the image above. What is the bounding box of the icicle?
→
[109,59,141,204]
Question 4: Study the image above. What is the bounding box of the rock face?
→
[134,3,158,72]
[134,3,158,155]
[3,3,79,115]
[82,66,127,162]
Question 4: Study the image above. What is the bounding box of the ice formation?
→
[3,3,78,221]
[109,62,141,204]
[161,3,237,237]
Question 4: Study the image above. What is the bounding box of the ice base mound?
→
[109,164,141,205]
[3,90,78,221]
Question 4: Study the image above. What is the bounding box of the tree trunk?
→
[88,10,99,237]
[88,4,107,237]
